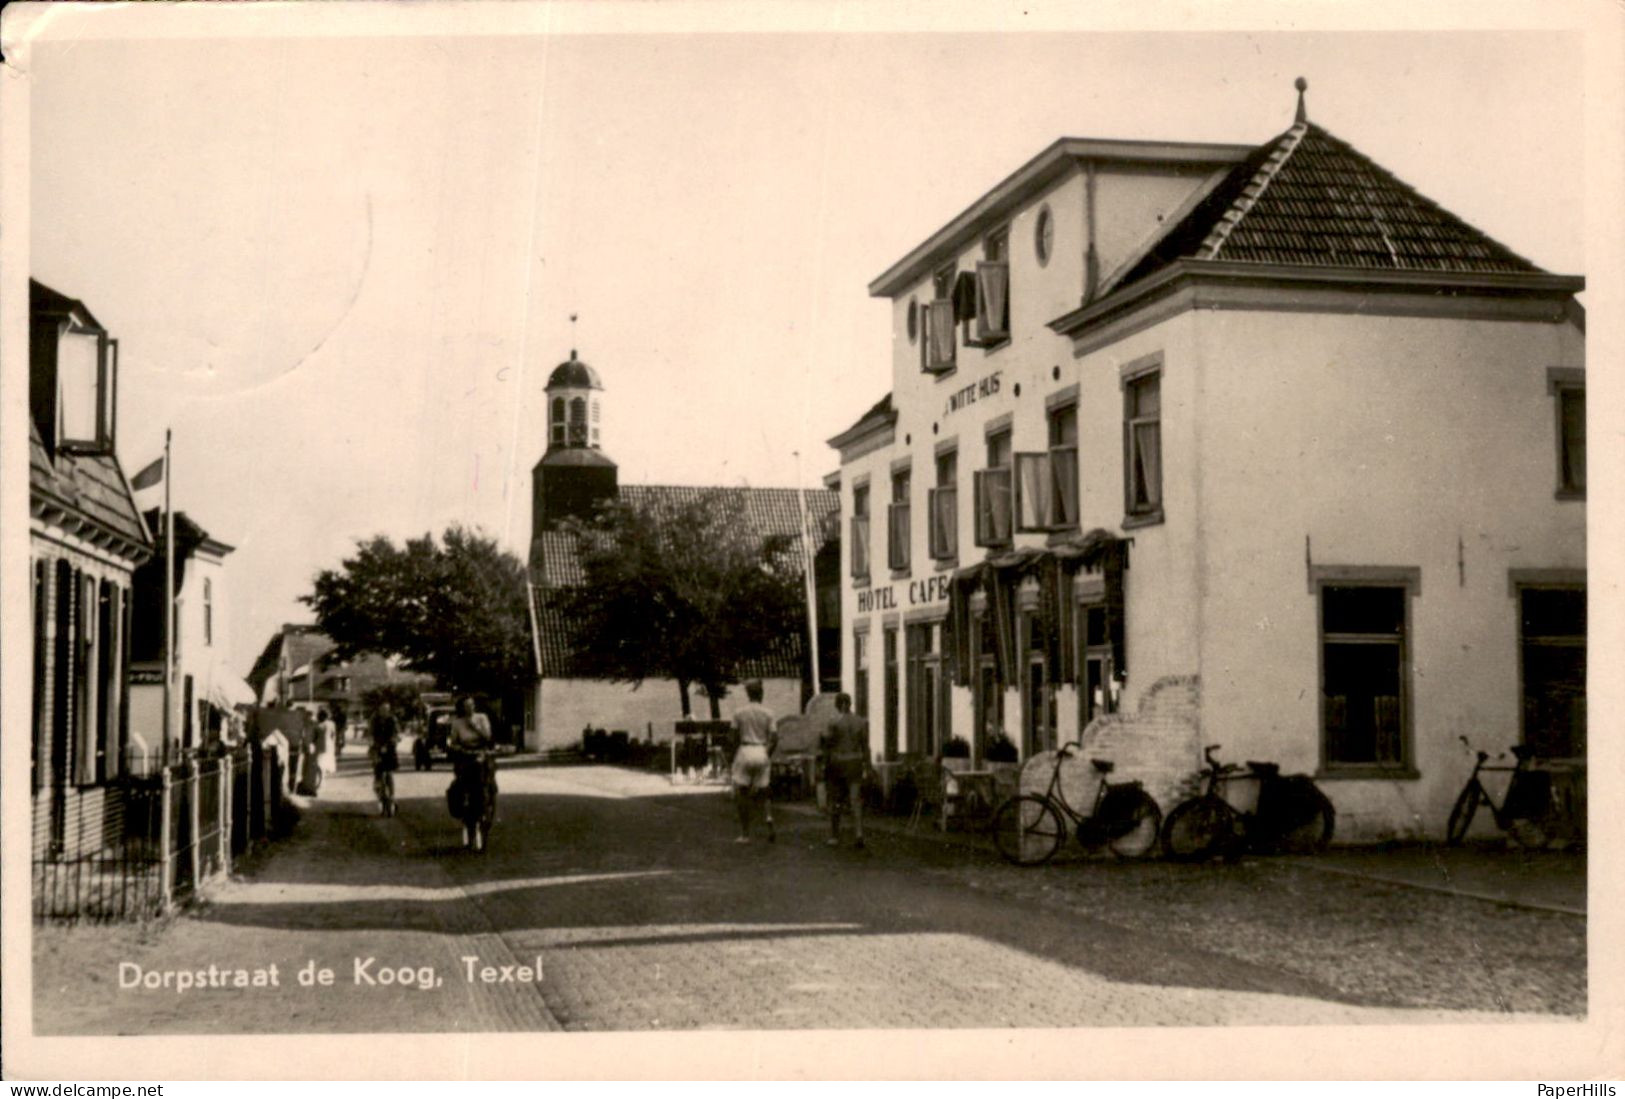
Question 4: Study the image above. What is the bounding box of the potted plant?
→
[984,732,1019,763]
[984,732,1021,803]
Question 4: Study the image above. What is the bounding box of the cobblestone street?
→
[34,760,1585,1034]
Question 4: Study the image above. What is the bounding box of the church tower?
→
[530,350,618,568]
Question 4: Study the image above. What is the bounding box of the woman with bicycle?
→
[446,696,497,851]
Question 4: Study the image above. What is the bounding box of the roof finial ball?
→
[569,313,579,361]
[1294,76,1309,125]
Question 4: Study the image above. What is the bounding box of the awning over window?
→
[947,530,1129,690]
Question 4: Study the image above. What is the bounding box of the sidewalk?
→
[783,795,1587,914]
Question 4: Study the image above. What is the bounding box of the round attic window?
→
[1035,205,1054,266]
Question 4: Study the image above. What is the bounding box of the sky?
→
[21,9,1589,680]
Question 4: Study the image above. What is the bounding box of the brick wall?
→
[1020,675,1201,820]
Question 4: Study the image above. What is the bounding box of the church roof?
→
[547,354,603,390]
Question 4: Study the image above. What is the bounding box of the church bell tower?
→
[530,349,618,568]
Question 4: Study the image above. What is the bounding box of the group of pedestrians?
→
[727,679,868,850]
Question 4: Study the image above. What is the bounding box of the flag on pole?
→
[131,454,165,490]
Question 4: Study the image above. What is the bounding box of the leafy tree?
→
[559,488,806,718]
[360,682,426,723]
[303,525,533,722]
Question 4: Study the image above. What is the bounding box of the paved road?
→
[33,759,1576,1034]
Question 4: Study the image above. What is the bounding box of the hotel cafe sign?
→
[856,575,952,615]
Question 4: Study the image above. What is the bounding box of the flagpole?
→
[162,428,174,767]
[792,451,821,697]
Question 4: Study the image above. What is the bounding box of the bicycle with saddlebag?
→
[1161,744,1335,861]
[991,743,1163,866]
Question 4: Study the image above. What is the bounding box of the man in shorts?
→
[819,693,869,849]
[730,680,777,843]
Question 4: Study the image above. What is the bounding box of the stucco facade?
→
[832,111,1585,842]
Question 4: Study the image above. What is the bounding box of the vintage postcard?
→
[2,0,1620,1082]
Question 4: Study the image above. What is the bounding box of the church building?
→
[524,351,839,752]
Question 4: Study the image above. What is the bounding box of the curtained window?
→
[1124,371,1162,520]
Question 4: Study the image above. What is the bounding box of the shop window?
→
[1520,585,1585,759]
[928,449,958,562]
[1078,600,1115,731]
[922,264,957,375]
[906,621,951,757]
[1547,369,1584,499]
[850,483,871,580]
[1022,610,1057,757]
[1319,581,1413,773]
[888,468,911,573]
[1124,369,1162,523]
[883,626,899,760]
[974,227,1010,346]
[974,610,1004,759]
[975,429,1013,547]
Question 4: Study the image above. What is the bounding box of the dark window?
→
[888,469,911,572]
[1124,371,1162,519]
[1079,602,1114,731]
[568,397,588,446]
[1023,610,1056,758]
[853,631,870,717]
[550,397,566,445]
[974,610,1004,761]
[1320,585,1409,770]
[929,450,958,562]
[1558,386,1585,496]
[849,484,871,579]
[203,578,213,647]
[906,621,951,756]
[883,626,899,761]
[1520,586,1585,759]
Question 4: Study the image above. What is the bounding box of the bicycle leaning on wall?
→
[1446,736,1581,849]
[1161,744,1335,862]
[991,743,1163,866]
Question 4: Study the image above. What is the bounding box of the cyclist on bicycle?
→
[446,696,497,848]
[368,701,401,816]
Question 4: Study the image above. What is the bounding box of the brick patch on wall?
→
[1020,675,1201,821]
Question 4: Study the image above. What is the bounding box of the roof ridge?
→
[1198,123,1309,261]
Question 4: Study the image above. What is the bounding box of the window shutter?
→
[1049,445,1078,527]
[976,261,1009,342]
[1015,453,1052,531]
[927,300,957,372]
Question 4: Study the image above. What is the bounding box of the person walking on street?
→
[819,692,869,849]
[369,701,401,816]
[730,680,777,844]
[447,696,496,850]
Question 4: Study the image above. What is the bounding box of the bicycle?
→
[448,748,497,853]
[1161,744,1334,862]
[1446,736,1576,848]
[369,743,397,817]
[991,743,1162,866]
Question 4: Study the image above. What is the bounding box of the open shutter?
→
[976,261,1009,342]
[927,300,957,372]
[1049,445,1078,527]
[1014,453,1052,532]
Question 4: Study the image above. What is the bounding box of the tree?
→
[559,488,805,718]
[303,525,533,721]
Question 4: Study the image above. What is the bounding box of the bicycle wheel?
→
[1106,789,1164,860]
[1161,796,1236,862]
[1445,784,1481,846]
[1272,787,1335,855]
[1506,816,1549,850]
[992,796,1066,866]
